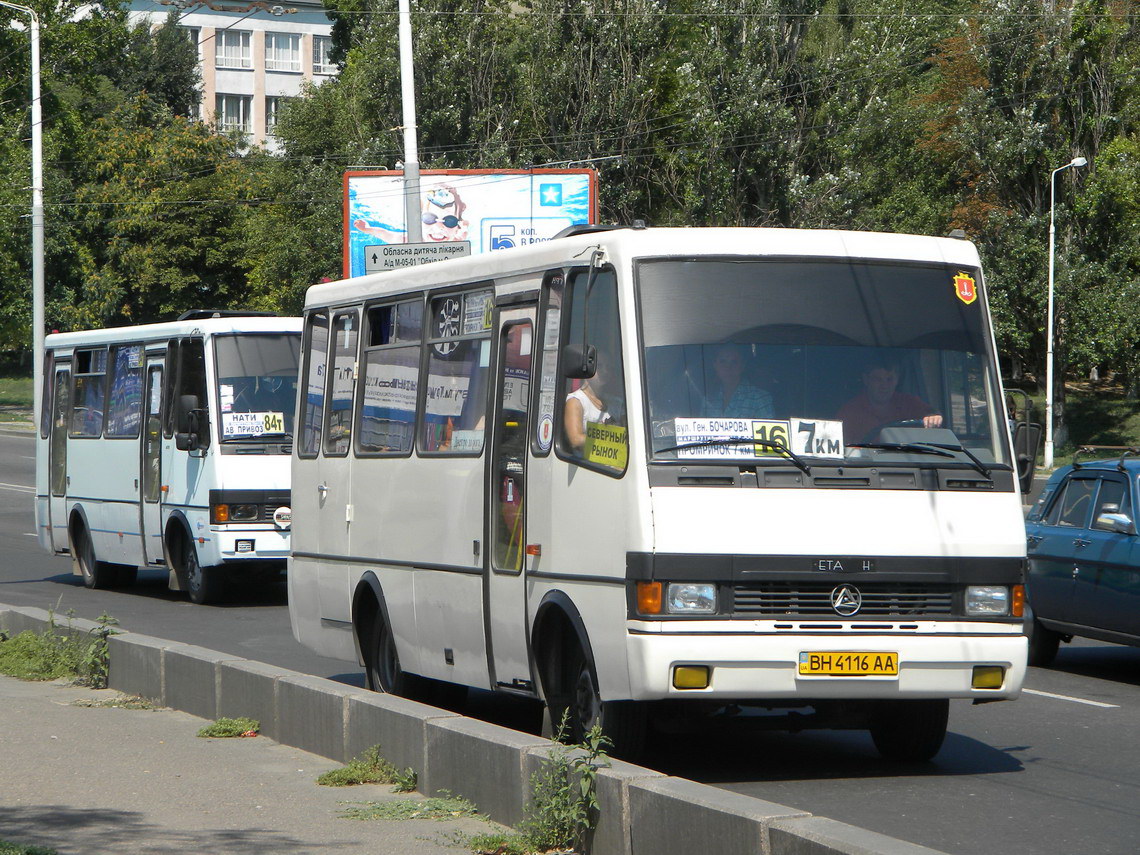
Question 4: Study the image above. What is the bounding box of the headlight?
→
[666,583,717,615]
[229,503,260,521]
[966,585,1010,616]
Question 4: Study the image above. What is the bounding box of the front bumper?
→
[626,622,1027,701]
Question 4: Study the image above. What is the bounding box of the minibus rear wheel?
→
[368,613,412,696]
[869,698,949,762]
[72,522,117,590]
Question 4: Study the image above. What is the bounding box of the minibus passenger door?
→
[48,364,71,552]
[139,362,164,565]
[486,307,537,690]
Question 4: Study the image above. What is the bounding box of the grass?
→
[317,745,416,791]
[0,375,32,407]
[0,840,57,855]
[72,694,161,710]
[0,612,117,687]
[338,794,481,822]
[196,717,260,738]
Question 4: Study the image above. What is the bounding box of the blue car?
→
[1024,452,1140,665]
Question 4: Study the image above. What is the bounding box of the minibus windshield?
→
[637,258,1010,469]
[214,333,301,441]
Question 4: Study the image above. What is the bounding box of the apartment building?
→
[128,0,337,149]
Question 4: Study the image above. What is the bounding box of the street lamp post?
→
[1044,155,1088,470]
[1,0,43,432]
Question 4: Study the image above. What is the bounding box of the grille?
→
[733,583,954,617]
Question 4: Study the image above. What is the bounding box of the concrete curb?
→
[0,603,949,855]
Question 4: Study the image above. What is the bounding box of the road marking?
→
[1023,688,1119,708]
[0,481,34,493]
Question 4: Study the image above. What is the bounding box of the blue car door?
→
[1027,473,1099,626]
[1069,473,1140,638]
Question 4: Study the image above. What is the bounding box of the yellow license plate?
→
[798,651,898,676]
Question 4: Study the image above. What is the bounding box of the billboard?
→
[343,169,597,278]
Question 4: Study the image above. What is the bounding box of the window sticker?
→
[220,384,234,414]
[671,417,843,459]
[223,411,285,437]
[953,271,978,305]
[584,422,627,468]
[463,290,493,334]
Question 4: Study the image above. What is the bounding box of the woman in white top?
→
[565,369,610,452]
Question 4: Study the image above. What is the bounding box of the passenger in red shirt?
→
[837,361,943,444]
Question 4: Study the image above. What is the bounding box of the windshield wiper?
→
[915,441,993,480]
[656,437,811,475]
[849,441,992,480]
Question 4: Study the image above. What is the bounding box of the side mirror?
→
[175,394,209,453]
[1012,422,1041,495]
[1096,512,1136,535]
[562,343,597,380]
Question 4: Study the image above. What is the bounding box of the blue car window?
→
[1091,478,1130,531]
[1055,478,1097,528]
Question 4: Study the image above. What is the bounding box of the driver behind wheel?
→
[836,356,942,444]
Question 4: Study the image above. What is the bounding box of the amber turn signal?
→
[636,581,663,615]
[1011,584,1025,618]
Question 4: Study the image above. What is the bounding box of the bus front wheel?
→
[185,546,222,605]
[869,698,949,762]
[551,646,646,761]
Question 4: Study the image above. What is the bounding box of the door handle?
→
[1027,535,1043,548]
[317,483,328,498]
[1073,538,1091,547]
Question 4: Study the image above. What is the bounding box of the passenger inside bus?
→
[701,343,775,419]
[836,357,943,444]
[565,363,613,452]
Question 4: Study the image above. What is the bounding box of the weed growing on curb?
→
[465,718,611,854]
[317,745,417,791]
[0,839,58,855]
[339,793,480,821]
[197,717,260,738]
[0,610,117,688]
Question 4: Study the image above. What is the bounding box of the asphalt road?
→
[3,429,1138,855]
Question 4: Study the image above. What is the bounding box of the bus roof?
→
[308,226,983,310]
[44,315,302,350]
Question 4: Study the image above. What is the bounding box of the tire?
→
[185,546,223,605]
[550,645,646,761]
[869,698,949,762]
[74,525,116,590]
[1027,617,1061,667]
[366,612,412,696]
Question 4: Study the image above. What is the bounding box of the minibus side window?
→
[531,271,564,457]
[324,311,359,456]
[69,348,108,438]
[40,350,54,439]
[556,268,628,475]
[162,339,178,438]
[299,311,329,457]
[106,344,144,439]
[174,338,208,446]
[358,299,422,456]
[420,287,493,455]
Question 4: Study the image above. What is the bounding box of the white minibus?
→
[289,226,1028,760]
[35,311,302,604]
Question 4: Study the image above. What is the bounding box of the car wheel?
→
[1027,617,1061,667]
[869,698,949,762]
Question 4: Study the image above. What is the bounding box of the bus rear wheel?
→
[869,698,949,762]
[367,613,411,696]
[74,524,116,590]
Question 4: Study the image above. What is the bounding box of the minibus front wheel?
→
[868,698,949,761]
[183,544,223,605]
[71,519,129,589]
[555,645,646,760]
